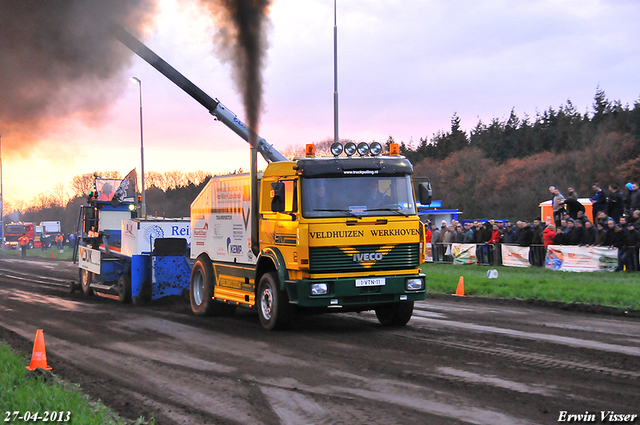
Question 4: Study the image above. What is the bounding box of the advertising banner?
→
[78,246,101,274]
[502,245,531,268]
[122,218,191,256]
[423,244,433,263]
[545,245,617,272]
[451,243,477,264]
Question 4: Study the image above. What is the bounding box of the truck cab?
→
[190,142,431,330]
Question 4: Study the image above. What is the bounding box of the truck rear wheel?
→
[190,257,215,315]
[257,272,292,331]
[117,274,132,304]
[79,269,94,296]
[375,301,414,326]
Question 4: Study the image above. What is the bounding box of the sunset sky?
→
[1,0,639,208]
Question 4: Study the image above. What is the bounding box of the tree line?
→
[4,87,639,232]
[405,87,640,220]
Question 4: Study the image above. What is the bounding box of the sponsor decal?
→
[124,221,136,237]
[370,228,419,237]
[310,230,365,239]
[171,225,190,237]
[343,170,379,175]
[193,222,208,237]
[233,224,244,241]
[309,228,418,239]
[143,225,165,245]
[79,246,100,266]
[226,237,243,255]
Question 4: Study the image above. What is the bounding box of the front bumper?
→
[285,273,426,308]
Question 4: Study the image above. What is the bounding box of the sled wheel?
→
[79,268,94,296]
[117,274,132,304]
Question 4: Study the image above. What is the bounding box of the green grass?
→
[0,344,152,425]
[421,262,640,311]
[0,247,74,261]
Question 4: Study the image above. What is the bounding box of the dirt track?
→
[0,257,638,424]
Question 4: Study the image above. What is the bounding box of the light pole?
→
[333,0,339,145]
[0,134,4,249]
[130,77,146,218]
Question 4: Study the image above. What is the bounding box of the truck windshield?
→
[6,225,25,234]
[301,176,417,218]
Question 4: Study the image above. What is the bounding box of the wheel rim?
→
[193,269,204,306]
[261,287,273,320]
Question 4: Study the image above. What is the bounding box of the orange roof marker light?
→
[389,143,400,156]
[305,144,316,157]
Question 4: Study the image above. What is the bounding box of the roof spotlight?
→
[330,142,344,157]
[357,142,370,156]
[370,141,383,156]
[344,141,357,157]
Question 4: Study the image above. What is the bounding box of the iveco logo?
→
[353,252,383,262]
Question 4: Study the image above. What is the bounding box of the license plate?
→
[355,277,386,287]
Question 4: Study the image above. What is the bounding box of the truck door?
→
[262,178,299,267]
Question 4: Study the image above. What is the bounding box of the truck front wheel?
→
[257,272,292,330]
[190,257,215,315]
[79,269,94,296]
[375,301,414,326]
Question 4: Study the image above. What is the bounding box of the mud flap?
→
[131,254,151,301]
[151,255,192,300]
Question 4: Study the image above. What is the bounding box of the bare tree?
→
[146,171,166,190]
[71,171,122,197]
[164,170,185,190]
[52,182,67,208]
[71,173,95,197]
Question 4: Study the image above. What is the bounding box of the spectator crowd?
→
[423,182,640,272]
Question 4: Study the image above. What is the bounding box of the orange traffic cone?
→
[51,252,55,259]
[452,276,465,297]
[26,329,52,370]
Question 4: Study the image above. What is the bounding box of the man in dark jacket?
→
[627,223,640,271]
[580,221,597,246]
[569,220,585,245]
[530,219,545,266]
[561,198,585,220]
[516,221,533,247]
[591,183,607,222]
[608,184,624,223]
[612,224,629,272]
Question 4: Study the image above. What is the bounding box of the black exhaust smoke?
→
[199,0,272,148]
[0,0,157,151]
[0,0,272,153]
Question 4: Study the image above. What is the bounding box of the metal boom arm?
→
[112,25,287,163]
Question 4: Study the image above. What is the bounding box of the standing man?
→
[549,186,565,227]
[607,184,624,224]
[590,183,607,223]
[55,234,64,252]
[18,234,28,258]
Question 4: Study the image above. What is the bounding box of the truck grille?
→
[309,243,419,273]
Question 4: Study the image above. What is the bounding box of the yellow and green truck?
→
[116,27,431,330]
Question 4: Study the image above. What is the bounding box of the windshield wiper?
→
[313,208,362,218]
[367,207,411,216]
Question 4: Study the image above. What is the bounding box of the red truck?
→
[5,222,36,249]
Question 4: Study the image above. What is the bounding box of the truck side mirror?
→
[418,182,432,206]
[271,182,285,212]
